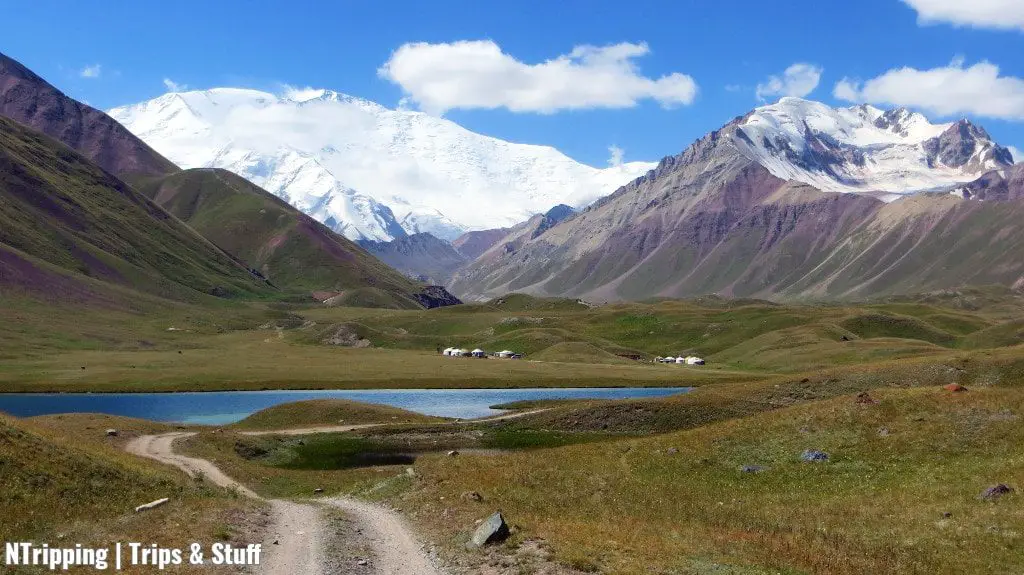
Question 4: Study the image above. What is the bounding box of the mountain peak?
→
[109,88,656,242]
[0,51,178,178]
[734,98,1010,197]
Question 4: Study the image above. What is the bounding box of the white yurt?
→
[443,347,454,356]
[662,356,676,363]
[675,357,686,364]
[471,348,486,358]
[497,350,514,358]
[686,356,706,365]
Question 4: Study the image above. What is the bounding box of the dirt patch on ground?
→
[321,508,377,574]
[322,324,372,348]
[443,538,592,575]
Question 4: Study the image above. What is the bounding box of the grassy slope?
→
[135,168,426,305]
[295,290,1023,373]
[1,413,260,573]
[0,249,291,361]
[403,385,1023,574]
[231,399,448,430]
[0,117,269,302]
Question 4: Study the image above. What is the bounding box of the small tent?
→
[497,350,515,358]
[471,348,486,358]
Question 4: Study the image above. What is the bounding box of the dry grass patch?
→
[0,414,263,574]
[396,386,1023,574]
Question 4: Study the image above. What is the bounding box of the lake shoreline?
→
[0,386,693,424]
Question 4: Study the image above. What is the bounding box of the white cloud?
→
[834,59,1024,121]
[163,78,187,92]
[1010,146,1022,162]
[79,64,101,79]
[833,78,860,102]
[377,40,698,115]
[755,63,822,101]
[724,84,742,93]
[901,0,1024,31]
[281,85,325,101]
[607,145,625,167]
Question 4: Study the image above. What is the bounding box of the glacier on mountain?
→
[108,88,656,242]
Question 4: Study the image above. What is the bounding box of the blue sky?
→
[5,0,1023,165]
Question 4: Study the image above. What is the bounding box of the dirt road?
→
[125,433,445,575]
[126,433,256,497]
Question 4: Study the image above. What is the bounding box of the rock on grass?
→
[980,484,1014,501]
[469,512,510,548]
[801,449,829,462]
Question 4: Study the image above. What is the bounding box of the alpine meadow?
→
[2,2,1024,574]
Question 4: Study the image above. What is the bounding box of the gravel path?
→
[125,432,445,575]
[324,497,443,575]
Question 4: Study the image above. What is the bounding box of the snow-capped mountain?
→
[108,88,656,242]
[450,97,1019,302]
[733,97,1014,199]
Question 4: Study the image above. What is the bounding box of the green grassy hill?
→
[0,116,270,302]
[136,168,454,308]
[0,413,258,559]
[231,399,448,430]
[282,290,1024,380]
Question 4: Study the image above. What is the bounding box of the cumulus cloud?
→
[281,85,325,101]
[377,40,698,115]
[1010,146,1023,163]
[163,78,187,92]
[834,59,1024,120]
[79,64,101,79]
[833,78,860,102]
[901,0,1024,31]
[755,63,822,101]
[607,145,625,167]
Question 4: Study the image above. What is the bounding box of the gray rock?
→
[923,120,1013,171]
[105,429,119,437]
[314,488,324,494]
[801,449,829,462]
[665,447,679,455]
[446,450,459,457]
[741,465,766,473]
[980,484,1014,501]
[469,512,510,548]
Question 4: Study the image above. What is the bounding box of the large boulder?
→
[469,512,510,548]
